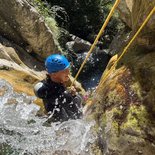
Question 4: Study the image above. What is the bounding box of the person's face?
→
[50,68,70,83]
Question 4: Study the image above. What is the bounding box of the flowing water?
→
[71,51,110,90]
[0,79,96,155]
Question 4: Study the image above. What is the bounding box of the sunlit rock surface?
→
[91,0,155,154]
[0,37,46,111]
[0,0,58,110]
[0,0,57,58]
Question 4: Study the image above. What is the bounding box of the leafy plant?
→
[45,0,124,48]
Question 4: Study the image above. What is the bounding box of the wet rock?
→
[90,0,155,154]
[0,0,57,58]
[117,0,132,28]
[66,34,108,54]
[117,0,155,49]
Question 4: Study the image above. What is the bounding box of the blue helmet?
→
[45,54,70,73]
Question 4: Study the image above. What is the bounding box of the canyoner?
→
[34,54,84,123]
[0,79,96,155]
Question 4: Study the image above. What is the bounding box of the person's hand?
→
[68,86,77,96]
[83,93,89,102]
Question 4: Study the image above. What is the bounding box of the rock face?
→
[0,0,57,58]
[0,0,58,112]
[117,0,155,49]
[0,0,85,114]
[0,36,46,112]
[91,0,155,154]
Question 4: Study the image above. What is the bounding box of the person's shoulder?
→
[34,80,50,98]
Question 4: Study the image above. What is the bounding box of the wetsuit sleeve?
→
[34,82,51,99]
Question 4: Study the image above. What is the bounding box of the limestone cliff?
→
[91,0,155,154]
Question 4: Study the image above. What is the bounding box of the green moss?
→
[112,121,120,135]
[130,81,142,100]
[106,90,123,107]
[113,107,123,116]
[100,112,107,129]
[135,105,153,126]
[122,105,149,132]
[45,17,59,38]
[123,116,139,131]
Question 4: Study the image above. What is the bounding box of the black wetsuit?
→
[34,77,83,122]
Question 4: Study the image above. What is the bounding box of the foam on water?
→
[0,79,96,155]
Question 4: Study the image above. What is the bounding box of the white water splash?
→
[0,79,96,155]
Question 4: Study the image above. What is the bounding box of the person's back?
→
[34,54,83,122]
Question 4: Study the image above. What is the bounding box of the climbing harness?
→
[96,6,155,92]
[71,0,120,87]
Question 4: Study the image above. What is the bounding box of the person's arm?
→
[34,81,50,99]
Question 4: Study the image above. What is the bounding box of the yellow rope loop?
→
[96,6,155,93]
[71,0,121,87]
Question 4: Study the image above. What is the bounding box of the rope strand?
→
[96,6,155,93]
[71,0,120,87]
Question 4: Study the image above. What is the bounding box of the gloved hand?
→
[67,86,78,96]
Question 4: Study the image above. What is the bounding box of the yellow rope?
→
[70,0,120,87]
[96,6,155,92]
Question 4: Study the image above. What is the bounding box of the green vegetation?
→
[46,0,124,48]
[30,0,62,51]
[28,0,125,55]
[32,0,54,17]
[29,0,125,50]
[121,105,153,138]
